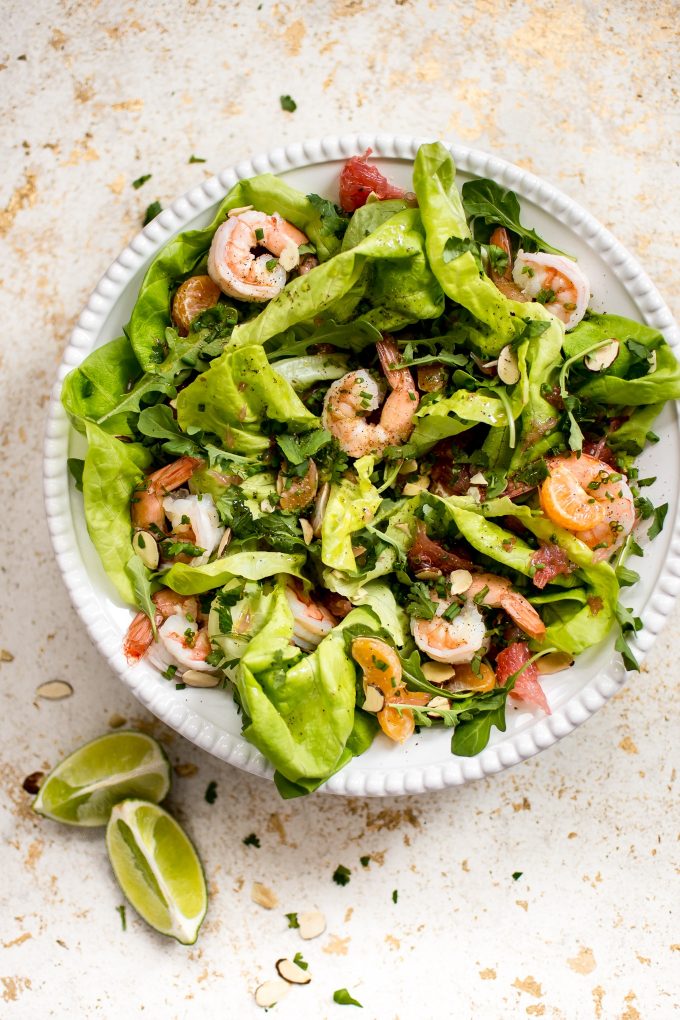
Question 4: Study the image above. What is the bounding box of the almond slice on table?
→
[36,680,73,701]
[254,979,290,1008]
[276,958,312,985]
[251,883,279,910]
[298,909,326,940]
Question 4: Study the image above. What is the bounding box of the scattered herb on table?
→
[359,855,370,868]
[333,864,351,886]
[116,904,127,931]
[243,832,261,848]
[334,988,363,1007]
[143,201,162,226]
[188,155,206,163]
[132,173,152,189]
[391,889,398,904]
[285,912,299,929]
[280,94,297,112]
[293,951,308,971]
[512,871,523,881]
[204,781,218,804]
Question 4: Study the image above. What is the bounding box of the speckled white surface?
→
[1,2,679,1018]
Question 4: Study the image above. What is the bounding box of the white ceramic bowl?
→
[44,134,680,797]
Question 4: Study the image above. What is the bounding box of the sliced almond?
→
[497,344,520,385]
[279,243,300,272]
[254,979,290,1008]
[300,519,314,545]
[427,695,450,716]
[536,651,574,675]
[298,909,326,940]
[260,498,274,514]
[251,882,279,910]
[469,472,488,486]
[311,482,330,537]
[585,339,619,372]
[647,349,657,373]
[36,680,73,701]
[181,670,220,688]
[132,530,159,570]
[216,527,232,558]
[362,684,385,713]
[228,204,254,218]
[449,568,473,595]
[415,568,441,581]
[403,475,430,496]
[275,958,312,985]
[398,458,419,475]
[421,661,456,684]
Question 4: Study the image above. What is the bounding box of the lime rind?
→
[106,799,207,945]
[32,731,171,826]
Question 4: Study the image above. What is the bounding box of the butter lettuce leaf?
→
[162,551,307,594]
[321,457,382,572]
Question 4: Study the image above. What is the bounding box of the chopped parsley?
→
[392,889,398,903]
[132,173,151,189]
[143,201,162,225]
[243,833,261,847]
[204,781,218,804]
[333,989,363,1008]
[280,94,297,112]
[333,864,351,886]
[359,855,371,868]
[512,871,523,881]
[293,951,309,971]
[285,912,300,929]
[116,904,127,930]
[188,154,206,163]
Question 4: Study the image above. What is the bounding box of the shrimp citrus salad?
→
[63,143,680,796]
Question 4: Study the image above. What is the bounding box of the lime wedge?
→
[32,731,171,826]
[106,799,207,944]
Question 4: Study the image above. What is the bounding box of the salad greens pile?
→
[63,142,680,798]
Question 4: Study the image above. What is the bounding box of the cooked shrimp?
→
[466,573,546,640]
[411,598,488,664]
[208,209,308,303]
[512,251,589,330]
[541,454,635,561]
[162,492,224,565]
[285,583,337,651]
[322,339,419,458]
[488,226,528,302]
[123,589,200,663]
[148,613,214,673]
[131,456,202,532]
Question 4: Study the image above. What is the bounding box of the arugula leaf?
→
[648,502,668,540]
[277,429,333,466]
[67,457,85,492]
[615,564,640,588]
[442,235,483,270]
[307,193,348,239]
[333,989,363,1008]
[615,632,640,671]
[488,244,509,275]
[461,178,565,255]
[404,582,438,620]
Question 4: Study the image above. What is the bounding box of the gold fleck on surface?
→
[567,946,596,975]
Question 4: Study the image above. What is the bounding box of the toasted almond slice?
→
[216,527,232,558]
[181,670,220,688]
[300,519,314,545]
[36,680,73,701]
[403,475,430,496]
[251,882,279,910]
[415,568,441,581]
[421,661,456,684]
[228,204,254,218]
[279,244,300,272]
[132,530,159,570]
[449,568,473,595]
[469,472,488,486]
[275,958,312,985]
[298,909,326,940]
[426,695,450,715]
[497,344,520,385]
[536,651,574,675]
[647,349,657,373]
[585,339,619,372]
[254,979,290,1008]
[362,684,385,713]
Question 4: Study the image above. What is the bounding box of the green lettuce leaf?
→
[273,711,378,798]
[341,197,410,251]
[61,336,144,436]
[162,552,307,594]
[412,142,522,354]
[82,423,151,605]
[229,208,443,348]
[322,575,407,645]
[176,344,317,452]
[237,587,377,785]
[272,353,348,390]
[321,457,382,572]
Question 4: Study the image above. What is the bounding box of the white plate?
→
[43,134,680,797]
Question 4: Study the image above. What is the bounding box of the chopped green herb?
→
[280,94,297,112]
[359,855,370,868]
[391,889,398,903]
[265,258,278,271]
[67,457,85,492]
[243,833,261,847]
[333,989,363,1008]
[188,154,206,163]
[204,781,218,804]
[512,871,523,881]
[333,864,351,886]
[535,287,556,305]
[285,912,300,929]
[255,227,264,241]
[116,904,127,930]
[132,173,152,189]
[143,201,162,226]
[161,664,177,680]
[648,502,668,540]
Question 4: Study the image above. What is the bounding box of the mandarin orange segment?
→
[172,275,221,335]
[540,463,605,532]
[351,637,402,698]
[451,662,496,693]
[377,704,415,743]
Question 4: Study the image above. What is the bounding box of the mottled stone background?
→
[1,1,678,1017]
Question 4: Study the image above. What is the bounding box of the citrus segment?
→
[32,731,171,827]
[106,799,207,944]
[540,463,605,532]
